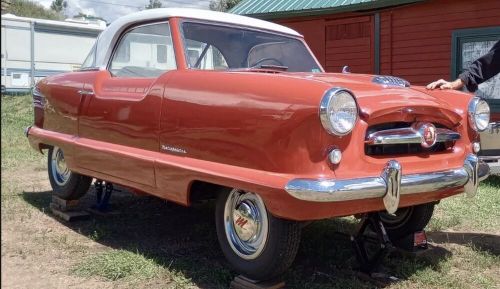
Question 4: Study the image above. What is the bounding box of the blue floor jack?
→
[91,180,113,213]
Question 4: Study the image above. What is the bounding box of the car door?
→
[77,21,176,187]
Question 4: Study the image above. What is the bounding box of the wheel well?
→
[36,143,51,154]
[188,180,231,204]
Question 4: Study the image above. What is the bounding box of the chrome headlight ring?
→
[319,87,359,136]
[468,97,490,132]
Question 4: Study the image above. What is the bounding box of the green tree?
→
[74,12,106,22]
[3,0,62,20]
[209,0,241,12]
[50,0,67,13]
[145,0,162,9]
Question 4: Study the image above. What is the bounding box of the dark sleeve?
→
[458,40,500,92]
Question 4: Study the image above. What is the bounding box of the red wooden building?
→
[231,0,500,88]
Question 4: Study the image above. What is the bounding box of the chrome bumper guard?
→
[285,154,490,214]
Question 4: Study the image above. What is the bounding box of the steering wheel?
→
[250,57,284,68]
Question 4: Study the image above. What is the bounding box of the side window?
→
[110,22,176,78]
[184,39,228,70]
[81,43,96,68]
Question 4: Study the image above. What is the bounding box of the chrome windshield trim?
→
[284,154,489,213]
[366,127,460,145]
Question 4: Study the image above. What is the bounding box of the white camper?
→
[1,14,104,93]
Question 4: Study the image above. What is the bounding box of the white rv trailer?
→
[1,14,104,93]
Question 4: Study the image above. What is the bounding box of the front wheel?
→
[48,146,92,200]
[215,189,301,281]
[379,203,435,240]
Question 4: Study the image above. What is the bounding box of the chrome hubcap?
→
[51,147,71,186]
[224,190,268,260]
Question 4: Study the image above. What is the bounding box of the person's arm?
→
[426,78,464,90]
[427,40,500,91]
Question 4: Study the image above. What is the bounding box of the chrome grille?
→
[365,122,458,156]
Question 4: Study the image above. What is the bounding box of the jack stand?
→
[89,180,113,214]
[351,212,394,274]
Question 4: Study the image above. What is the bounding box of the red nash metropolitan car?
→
[26,8,491,280]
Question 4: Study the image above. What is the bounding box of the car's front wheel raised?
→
[215,189,301,281]
[48,146,92,200]
[379,203,435,240]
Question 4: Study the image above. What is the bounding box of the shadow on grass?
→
[427,231,500,255]
[20,188,480,289]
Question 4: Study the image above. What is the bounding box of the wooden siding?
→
[324,16,373,73]
[379,0,500,85]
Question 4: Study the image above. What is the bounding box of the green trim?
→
[231,0,423,20]
[451,26,500,79]
[374,12,380,74]
[450,26,500,113]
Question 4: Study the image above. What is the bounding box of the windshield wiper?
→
[256,64,288,71]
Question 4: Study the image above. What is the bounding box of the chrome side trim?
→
[77,90,94,96]
[284,154,489,213]
[366,127,460,145]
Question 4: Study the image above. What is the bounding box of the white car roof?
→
[94,8,301,68]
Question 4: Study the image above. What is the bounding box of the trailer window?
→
[157,45,167,63]
[110,22,176,78]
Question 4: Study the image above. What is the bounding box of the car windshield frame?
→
[178,19,324,73]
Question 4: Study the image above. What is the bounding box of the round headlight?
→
[468,97,490,132]
[319,88,358,136]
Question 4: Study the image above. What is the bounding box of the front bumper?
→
[285,154,490,214]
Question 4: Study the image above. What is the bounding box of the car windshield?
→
[181,21,322,72]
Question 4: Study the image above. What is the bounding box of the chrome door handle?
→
[77,90,94,96]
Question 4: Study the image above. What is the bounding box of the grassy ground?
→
[2,94,499,289]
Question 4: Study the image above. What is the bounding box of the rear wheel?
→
[48,146,92,200]
[215,189,301,281]
[379,203,435,240]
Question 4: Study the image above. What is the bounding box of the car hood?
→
[284,72,466,126]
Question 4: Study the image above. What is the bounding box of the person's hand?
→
[426,79,464,90]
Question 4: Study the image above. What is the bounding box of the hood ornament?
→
[372,75,410,88]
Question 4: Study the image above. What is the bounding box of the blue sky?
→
[35,0,211,22]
